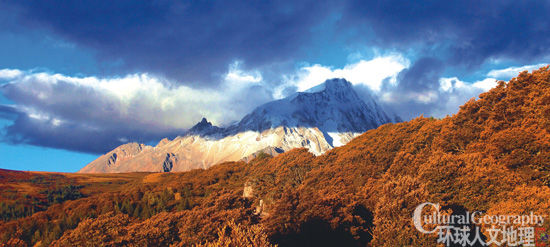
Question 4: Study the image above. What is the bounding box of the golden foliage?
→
[196,220,276,247]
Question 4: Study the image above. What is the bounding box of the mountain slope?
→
[79,126,333,173]
[79,78,397,173]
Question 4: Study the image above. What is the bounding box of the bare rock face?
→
[243,181,255,198]
[79,126,343,173]
[255,199,265,216]
[79,143,151,173]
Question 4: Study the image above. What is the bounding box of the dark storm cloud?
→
[0,108,179,153]
[0,75,184,153]
[0,104,18,120]
[344,0,550,67]
[376,57,446,120]
[4,0,337,86]
[4,0,549,83]
[392,57,443,92]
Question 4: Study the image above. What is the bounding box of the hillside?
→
[1,67,549,246]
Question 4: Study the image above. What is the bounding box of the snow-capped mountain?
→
[230,78,396,145]
[79,78,399,173]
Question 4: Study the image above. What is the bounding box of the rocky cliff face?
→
[79,126,336,172]
[79,78,399,173]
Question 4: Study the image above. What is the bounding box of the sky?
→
[0,0,548,172]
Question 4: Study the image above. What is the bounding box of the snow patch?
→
[327,132,344,147]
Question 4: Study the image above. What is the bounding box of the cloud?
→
[378,75,499,120]
[0,66,273,153]
[0,69,23,80]
[430,77,498,117]
[343,1,550,67]
[277,54,409,97]
[487,64,548,80]
[3,1,338,85]
[377,58,500,120]
[224,61,263,86]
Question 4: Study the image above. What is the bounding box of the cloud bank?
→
[0,66,272,153]
[487,64,548,80]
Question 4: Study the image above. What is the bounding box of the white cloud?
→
[380,90,439,104]
[280,54,410,97]
[471,78,498,91]
[426,76,500,118]
[0,69,23,80]
[439,77,498,92]
[487,63,547,79]
[439,77,455,92]
[224,61,262,86]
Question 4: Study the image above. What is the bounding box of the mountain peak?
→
[234,78,397,134]
[199,117,209,125]
[296,78,362,104]
[191,117,212,129]
[304,78,353,94]
[188,117,221,136]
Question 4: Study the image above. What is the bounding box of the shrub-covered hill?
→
[1,67,549,246]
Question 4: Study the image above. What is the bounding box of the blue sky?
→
[0,0,548,172]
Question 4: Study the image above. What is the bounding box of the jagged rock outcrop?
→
[188,118,222,137]
[162,153,177,172]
